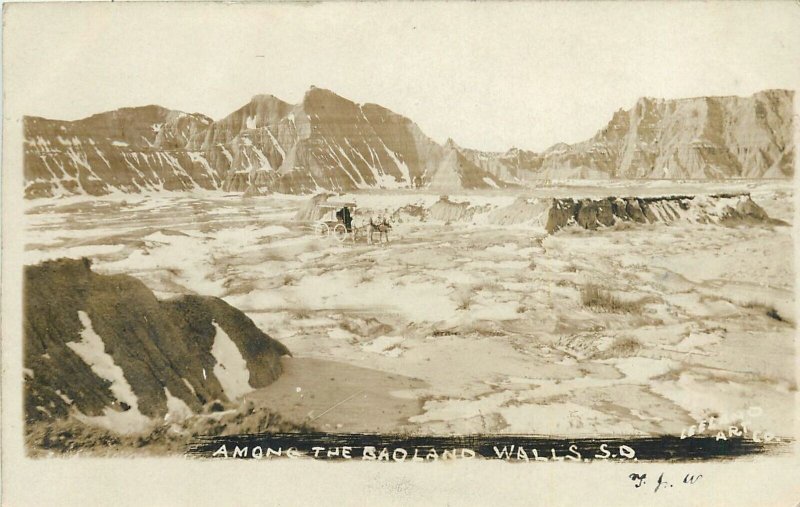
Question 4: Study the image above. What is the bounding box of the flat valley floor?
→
[24,180,795,438]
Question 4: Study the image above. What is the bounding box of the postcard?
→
[2,1,798,505]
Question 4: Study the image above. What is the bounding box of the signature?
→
[629,472,702,492]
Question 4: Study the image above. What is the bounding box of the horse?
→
[366,216,392,245]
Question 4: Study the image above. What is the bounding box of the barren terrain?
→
[24,180,795,439]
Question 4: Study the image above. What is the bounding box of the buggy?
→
[313,202,358,242]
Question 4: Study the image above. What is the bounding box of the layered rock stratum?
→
[460,89,794,181]
[24,88,793,198]
[24,87,502,198]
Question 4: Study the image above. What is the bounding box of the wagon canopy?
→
[316,201,357,210]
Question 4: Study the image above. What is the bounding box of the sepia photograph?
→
[2,1,799,505]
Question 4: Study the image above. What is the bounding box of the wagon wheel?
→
[315,222,330,237]
[333,223,347,242]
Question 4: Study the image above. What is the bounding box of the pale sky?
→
[4,1,800,152]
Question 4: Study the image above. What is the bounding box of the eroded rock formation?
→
[24,89,792,198]
[24,258,290,432]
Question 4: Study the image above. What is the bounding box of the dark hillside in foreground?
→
[24,258,290,429]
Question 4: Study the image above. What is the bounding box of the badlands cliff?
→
[459,89,794,181]
[24,88,793,198]
[24,87,502,198]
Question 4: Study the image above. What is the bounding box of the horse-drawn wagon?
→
[312,201,357,242]
[304,199,392,244]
